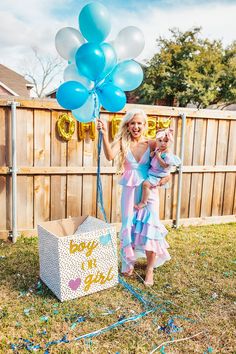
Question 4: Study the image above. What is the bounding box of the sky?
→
[0,0,236,92]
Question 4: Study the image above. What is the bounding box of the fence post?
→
[8,101,20,243]
[174,113,186,229]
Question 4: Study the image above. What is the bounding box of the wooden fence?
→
[0,98,235,239]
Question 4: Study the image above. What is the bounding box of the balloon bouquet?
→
[55,2,145,123]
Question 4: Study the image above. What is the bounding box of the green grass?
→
[0,223,235,353]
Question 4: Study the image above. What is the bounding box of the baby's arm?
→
[156,151,169,168]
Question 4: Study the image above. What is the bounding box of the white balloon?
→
[55,27,85,61]
[99,43,117,79]
[72,93,97,123]
[113,26,145,61]
[63,64,94,90]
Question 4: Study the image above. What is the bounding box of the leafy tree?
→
[216,41,236,108]
[136,28,236,108]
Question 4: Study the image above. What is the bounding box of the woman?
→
[97,109,171,286]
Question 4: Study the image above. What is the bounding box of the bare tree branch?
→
[22,47,65,97]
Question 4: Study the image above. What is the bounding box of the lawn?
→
[0,223,235,353]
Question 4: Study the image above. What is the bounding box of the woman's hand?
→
[96,118,118,161]
[97,119,108,136]
[150,151,155,158]
[158,175,170,186]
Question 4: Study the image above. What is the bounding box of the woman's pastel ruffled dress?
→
[119,146,171,273]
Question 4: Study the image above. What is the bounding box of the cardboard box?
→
[38,216,118,301]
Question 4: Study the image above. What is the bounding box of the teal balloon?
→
[99,43,117,80]
[79,2,111,43]
[72,93,97,123]
[108,60,144,91]
[75,43,105,81]
[56,81,89,110]
[97,83,126,112]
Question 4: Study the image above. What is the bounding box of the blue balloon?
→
[76,43,105,81]
[72,93,98,123]
[99,43,117,80]
[108,60,144,91]
[56,81,89,110]
[79,2,111,43]
[97,83,126,112]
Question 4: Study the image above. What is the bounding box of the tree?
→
[216,41,236,108]
[23,47,64,98]
[136,28,236,108]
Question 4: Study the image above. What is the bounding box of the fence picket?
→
[223,120,236,215]
[212,120,230,216]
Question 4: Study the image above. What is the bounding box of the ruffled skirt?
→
[120,184,171,273]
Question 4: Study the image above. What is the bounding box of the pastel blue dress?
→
[119,146,171,273]
[147,151,181,188]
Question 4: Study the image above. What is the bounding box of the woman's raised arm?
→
[97,119,120,161]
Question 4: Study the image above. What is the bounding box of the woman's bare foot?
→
[144,267,154,286]
[134,202,147,210]
[122,266,134,277]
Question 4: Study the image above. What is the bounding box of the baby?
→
[135,128,181,210]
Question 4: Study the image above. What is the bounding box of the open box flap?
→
[38,216,88,237]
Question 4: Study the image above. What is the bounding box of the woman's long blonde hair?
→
[112,109,148,173]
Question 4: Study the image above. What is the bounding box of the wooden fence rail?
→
[0,98,235,239]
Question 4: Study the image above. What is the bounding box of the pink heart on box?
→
[68,277,81,291]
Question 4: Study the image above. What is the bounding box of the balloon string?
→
[92,91,101,120]
[95,107,122,268]
[95,92,108,223]
[96,129,108,223]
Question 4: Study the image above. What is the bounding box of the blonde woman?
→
[97,109,171,286]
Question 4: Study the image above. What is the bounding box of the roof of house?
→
[0,64,34,97]
[45,88,57,97]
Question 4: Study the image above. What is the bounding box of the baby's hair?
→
[113,109,148,173]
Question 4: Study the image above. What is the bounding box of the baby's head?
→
[156,128,174,151]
